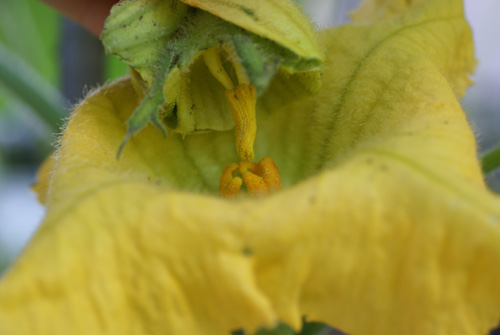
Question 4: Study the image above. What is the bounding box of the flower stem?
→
[0,43,65,133]
[482,145,500,174]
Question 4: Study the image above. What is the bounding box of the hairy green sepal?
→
[101,0,322,155]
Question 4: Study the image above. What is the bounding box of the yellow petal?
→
[350,0,475,97]
[31,153,56,205]
[350,0,423,23]
[1,0,499,335]
[302,0,479,177]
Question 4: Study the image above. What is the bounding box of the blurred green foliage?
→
[0,0,60,93]
[0,0,129,96]
[106,52,130,81]
[0,0,60,167]
[0,0,128,166]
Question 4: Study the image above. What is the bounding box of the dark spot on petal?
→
[380,164,388,172]
[164,104,178,129]
[242,246,253,256]
[139,15,143,20]
[366,158,374,165]
[237,5,258,21]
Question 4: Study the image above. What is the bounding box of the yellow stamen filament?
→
[203,47,234,90]
[225,84,257,162]
[203,46,257,162]
[219,157,283,198]
[224,44,250,85]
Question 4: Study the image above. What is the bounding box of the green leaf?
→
[298,322,328,335]
[482,145,500,174]
[0,0,60,85]
[101,0,190,84]
[231,323,294,335]
[104,55,129,81]
[0,44,64,132]
[256,323,295,335]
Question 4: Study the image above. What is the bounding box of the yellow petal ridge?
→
[350,0,475,97]
[31,153,56,205]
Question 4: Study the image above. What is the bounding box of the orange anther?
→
[219,163,243,198]
[219,157,282,198]
[259,157,282,193]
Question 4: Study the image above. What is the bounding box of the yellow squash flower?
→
[1,0,500,334]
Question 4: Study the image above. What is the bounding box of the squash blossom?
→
[1,0,500,334]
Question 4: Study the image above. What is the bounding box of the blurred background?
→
[0,0,129,272]
[0,2,499,332]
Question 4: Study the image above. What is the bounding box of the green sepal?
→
[231,34,281,96]
[101,0,189,84]
[117,83,166,158]
[102,0,324,153]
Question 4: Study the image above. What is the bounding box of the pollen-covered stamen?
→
[203,46,257,162]
[219,157,282,198]
[239,157,282,195]
[225,84,257,162]
[238,161,267,195]
[219,163,243,198]
[258,157,283,192]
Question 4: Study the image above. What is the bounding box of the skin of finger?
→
[40,0,118,35]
